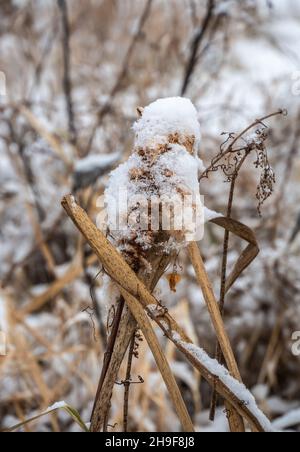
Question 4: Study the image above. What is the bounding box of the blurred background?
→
[0,0,300,432]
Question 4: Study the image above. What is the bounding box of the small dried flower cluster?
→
[201,119,278,215]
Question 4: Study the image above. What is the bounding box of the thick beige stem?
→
[188,243,241,379]
[188,242,245,432]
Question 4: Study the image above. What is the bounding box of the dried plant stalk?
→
[188,242,245,432]
[62,195,271,432]
[188,242,241,379]
[119,290,195,432]
[210,155,247,421]
[90,252,194,432]
[91,305,136,431]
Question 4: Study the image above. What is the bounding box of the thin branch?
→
[200,110,286,180]
[181,0,215,95]
[209,153,248,422]
[84,265,107,347]
[58,0,77,146]
[18,104,73,169]
[123,332,136,432]
[91,295,125,423]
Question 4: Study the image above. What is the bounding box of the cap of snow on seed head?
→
[133,97,201,155]
[104,97,205,260]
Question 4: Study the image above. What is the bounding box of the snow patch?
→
[133,97,201,154]
[46,401,68,412]
[272,408,300,431]
[174,336,274,432]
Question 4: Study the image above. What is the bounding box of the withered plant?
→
[60,101,285,433]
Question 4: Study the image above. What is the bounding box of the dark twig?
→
[84,265,107,347]
[123,332,136,432]
[200,110,286,181]
[28,21,59,100]
[209,154,247,421]
[90,296,125,424]
[58,0,77,146]
[181,0,215,95]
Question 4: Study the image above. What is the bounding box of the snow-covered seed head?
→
[133,97,201,156]
[104,97,205,265]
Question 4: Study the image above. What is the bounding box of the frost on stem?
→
[105,97,206,268]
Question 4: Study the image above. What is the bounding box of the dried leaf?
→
[166,273,182,292]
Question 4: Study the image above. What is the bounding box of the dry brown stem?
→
[61,194,270,432]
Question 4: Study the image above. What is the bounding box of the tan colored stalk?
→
[188,242,245,432]
[61,194,270,432]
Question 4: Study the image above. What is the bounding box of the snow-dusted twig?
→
[272,408,300,431]
[181,0,216,95]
